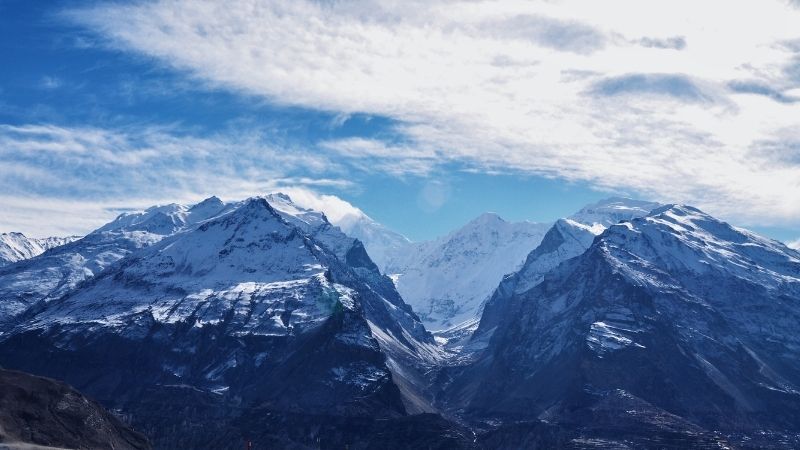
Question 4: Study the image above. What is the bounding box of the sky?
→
[1,0,799,245]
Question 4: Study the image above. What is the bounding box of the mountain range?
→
[0,232,79,267]
[439,203,800,448]
[0,194,798,448]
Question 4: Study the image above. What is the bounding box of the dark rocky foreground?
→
[0,368,150,450]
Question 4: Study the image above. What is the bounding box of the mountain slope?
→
[0,196,460,448]
[335,211,412,271]
[0,368,150,450]
[442,204,800,446]
[476,198,660,342]
[0,232,79,267]
[385,213,551,330]
[265,190,412,271]
[0,197,228,324]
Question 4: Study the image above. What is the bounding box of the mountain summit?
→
[385,213,551,330]
[0,232,79,267]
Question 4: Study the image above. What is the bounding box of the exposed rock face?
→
[0,368,150,450]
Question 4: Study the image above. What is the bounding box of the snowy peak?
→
[259,190,410,270]
[0,232,44,266]
[485,199,660,299]
[569,197,661,228]
[187,195,226,222]
[95,203,187,235]
[0,232,80,267]
[118,197,314,287]
[465,212,506,227]
[265,192,328,229]
[35,235,81,251]
[387,212,551,330]
[0,197,230,323]
[599,204,800,289]
[93,196,228,237]
[474,198,660,342]
[13,194,432,354]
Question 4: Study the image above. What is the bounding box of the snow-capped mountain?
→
[441,204,800,447]
[568,197,663,228]
[335,212,412,271]
[385,213,552,331]
[265,190,411,270]
[477,198,660,340]
[0,197,228,324]
[0,195,465,448]
[0,232,79,267]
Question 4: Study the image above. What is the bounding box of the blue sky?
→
[1,0,799,245]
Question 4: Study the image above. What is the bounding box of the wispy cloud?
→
[637,36,687,50]
[39,76,63,90]
[728,80,799,104]
[57,0,800,226]
[320,137,441,177]
[0,123,348,235]
[589,74,713,102]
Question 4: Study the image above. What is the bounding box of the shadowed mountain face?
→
[0,197,229,325]
[439,205,800,447]
[0,368,150,450]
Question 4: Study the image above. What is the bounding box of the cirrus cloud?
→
[0,123,350,236]
[60,0,800,227]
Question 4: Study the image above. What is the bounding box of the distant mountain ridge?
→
[0,196,229,324]
[0,232,79,267]
[382,213,551,331]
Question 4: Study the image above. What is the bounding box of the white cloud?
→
[0,123,348,236]
[39,76,63,90]
[788,238,800,250]
[273,187,366,224]
[62,0,800,226]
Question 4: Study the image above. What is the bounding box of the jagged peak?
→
[267,192,293,203]
[647,203,705,217]
[569,197,661,228]
[142,202,186,214]
[235,196,282,218]
[594,203,800,289]
[581,196,660,210]
[1,231,27,238]
[190,195,224,210]
[262,193,333,231]
[467,212,506,226]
